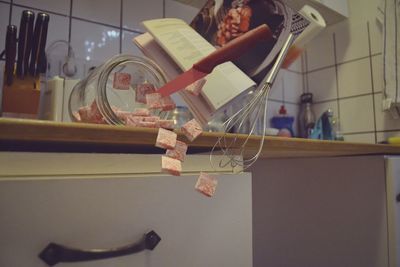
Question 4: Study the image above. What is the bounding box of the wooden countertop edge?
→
[1,118,400,158]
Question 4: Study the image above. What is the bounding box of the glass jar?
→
[69,54,169,125]
[167,106,193,129]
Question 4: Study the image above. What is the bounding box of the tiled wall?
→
[0,0,303,134]
[304,0,400,143]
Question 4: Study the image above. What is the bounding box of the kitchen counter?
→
[1,117,400,158]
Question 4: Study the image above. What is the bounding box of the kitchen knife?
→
[5,25,18,86]
[29,12,49,76]
[157,24,273,97]
[16,10,35,78]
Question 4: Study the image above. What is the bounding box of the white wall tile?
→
[339,95,375,133]
[374,93,400,131]
[305,28,335,71]
[121,30,144,56]
[286,54,303,73]
[333,20,369,64]
[284,103,299,136]
[313,100,339,123]
[371,54,383,93]
[0,3,10,55]
[283,70,303,104]
[165,0,199,24]
[369,19,382,55]
[73,0,121,27]
[337,58,372,98]
[14,0,70,15]
[343,133,375,144]
[268,71,283,102]
[70,19,119,63]
[11,6,69,53]
[307,67,337,102]
[122,0,163,32]
[376,131,400,143]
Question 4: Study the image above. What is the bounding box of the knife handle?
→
[5,25,18,86]
[16,10,35,78]
[193,24,273,74]
[29,12,49,76]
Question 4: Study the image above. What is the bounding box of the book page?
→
[143,18,255,112]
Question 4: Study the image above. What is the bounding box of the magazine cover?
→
[190,0,308,83]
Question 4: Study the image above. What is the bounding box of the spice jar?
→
[68,54,169,125]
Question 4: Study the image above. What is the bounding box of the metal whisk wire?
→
[210,33,295,171]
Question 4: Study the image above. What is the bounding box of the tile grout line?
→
[332,32,341,131]
[68,0,73,44]
[314,92,382,104]
[163,0,166,18]
[11,2,68,17]
[305,53,383,74]
[304,50,309,93]
[367,21,378,144]
[8,0,12,25]
[119,0,123,53]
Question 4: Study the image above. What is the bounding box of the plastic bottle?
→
[298,93,315,138]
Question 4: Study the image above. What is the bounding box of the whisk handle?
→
[193,24,272,74]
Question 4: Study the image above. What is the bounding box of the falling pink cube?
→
[161,156,182,176]
[155,128,177,149]
[181,119,203,142]
[185,78,206,96]
[136,83,156,103]
[195,172,218,197]
[113,72,131,90]
[166,140,188,162]
[157,119,175,129]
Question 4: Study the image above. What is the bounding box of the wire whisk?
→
[210,32,295,171]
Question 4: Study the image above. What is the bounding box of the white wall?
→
[305,0,400,143]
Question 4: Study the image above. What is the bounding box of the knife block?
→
[2,76,41,115]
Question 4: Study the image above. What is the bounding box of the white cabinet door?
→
[0,153,252,267]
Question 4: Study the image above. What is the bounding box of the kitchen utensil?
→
[211,32,295,170]
[29,12,49,76]
[16,10,35,78]
[5,25,18,86]
[298,92,315,138]
[157,24,272,97]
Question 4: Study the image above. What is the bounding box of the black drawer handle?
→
[38,230,161,266]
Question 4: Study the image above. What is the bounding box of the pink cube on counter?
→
[185,78,206,96]
[136,83,156,104]
[181,119,203,142]
[113,72,131,90]
[195,172,218,197]
[161,156,182,176]
[155,128,177,149]
[146,93,163,109]
[132,108,150,116]
[166,140,188,162]
[143,116,160,122]
[146,93,176,111]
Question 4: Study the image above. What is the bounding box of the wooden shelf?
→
[1,118,400,159]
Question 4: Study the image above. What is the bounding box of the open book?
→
[140,18,256,124]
